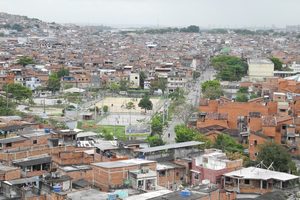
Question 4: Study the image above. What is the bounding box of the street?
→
[162,67,216,144]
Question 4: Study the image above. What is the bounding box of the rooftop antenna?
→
[251,160,268,172]
[267,162,275,171]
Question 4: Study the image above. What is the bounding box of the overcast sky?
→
[0,0,299,28]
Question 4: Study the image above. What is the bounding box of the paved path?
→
[162,67,216,144]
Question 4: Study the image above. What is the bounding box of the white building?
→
[290,61,300,73]
[25,77,41,90]
[167,76,187,92]
[129,73,140,89]
[248,59,274,81]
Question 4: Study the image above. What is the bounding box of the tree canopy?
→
[213,134,244,153]
[47,73,61,93]
[0,97,16,116]
[201,80,223,100]
[180,25,200,33]
[257,142,297,173]
[109,82,120,93]
[57,67,69,78]
[151,114,163,135]
[211,55,248,81]
[146,135,165,147]
[270,57,283,71]
[235,92,248,102]
[175,125,211,148]
[138,94,153,113]
[175,125,195,143]
[169,87,185,102]
[139,71,147,89]
[7,83,32,101]
[150,78,167,94]
[17,56,35,67]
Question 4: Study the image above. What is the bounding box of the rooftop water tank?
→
[53,184,62,193]
[180,189,191,197]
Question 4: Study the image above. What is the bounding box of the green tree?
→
[138,94,153,113]
[201,80,223,100]
[270,57,283,71]
[47,73,61,93]
[175,124,196,143]
[7,83,32,101]
[180,25,200,33]
[151,114,163,135]
[119,79,129,91]
[193,133,212,149]
[139,71,147,89]
[169,87,185,102]
[250,93,258,99]
[103,105,109,114]
[57,67,69,78]
[158,78,167,94]
[0,97,16,115]
[11,24,23,31]
[214,134,244,153]
[17,56,35,67]
[211,55,248,81]
[109,82,120,94]
[235,92,248,102]
[201,80,221,92]
[257,142,297,173]
[102,129,114,140]
[203,86,223,100]
[238,87,248,93]
[146,135,165,147]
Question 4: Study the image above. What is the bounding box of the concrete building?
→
[129,73,140,89]
[167,76,187,92]
[248,59,274,81]
[223,167,299,194]
[191,149,243,185]
[91,159,157,191]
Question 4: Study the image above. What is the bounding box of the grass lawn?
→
[77,121,126,140]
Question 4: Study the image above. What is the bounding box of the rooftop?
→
[13,154,51,167]
[147,190,209,200]
[125,190,172,200]
[224,167,299,181]
[137,141,203,153]
[92,159,155,169]
[248,59,273,65]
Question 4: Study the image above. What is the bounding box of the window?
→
[254,140,257,146]
[159,170,166,177]
[244,179,250,184]
[135,77,138,79]
[6,143,12,147]
[32,164,41,171]
[194,173,199,180]
[254,152,258,157]
[176,172,179,177]
[33,140,37,144]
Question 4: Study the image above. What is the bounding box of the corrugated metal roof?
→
[137,141,203,153]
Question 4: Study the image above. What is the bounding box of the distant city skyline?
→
[1,0,300,28]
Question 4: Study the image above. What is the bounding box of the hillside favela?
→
[1,0,300,199]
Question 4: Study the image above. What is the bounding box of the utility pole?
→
[94,94,97,121]
[6,83,8,116]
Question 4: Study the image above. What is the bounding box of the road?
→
[162,67,216,144]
